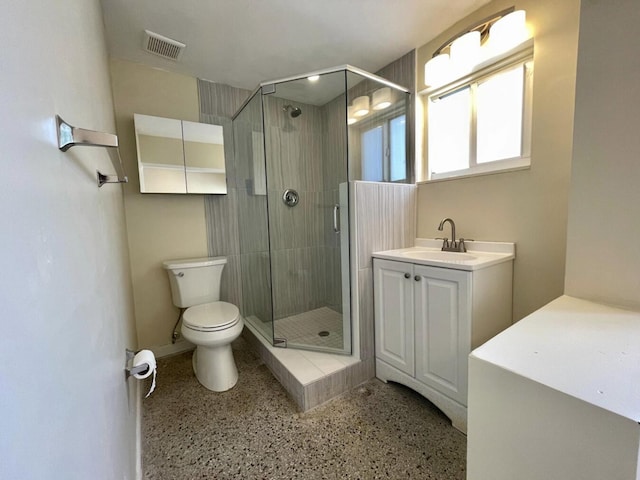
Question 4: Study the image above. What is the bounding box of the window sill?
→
[419,157,530,184]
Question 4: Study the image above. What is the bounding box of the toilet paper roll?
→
[132,349,157,398]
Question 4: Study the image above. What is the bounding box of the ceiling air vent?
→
[143,30,185,61]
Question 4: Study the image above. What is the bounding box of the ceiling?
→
[100,0,490,91]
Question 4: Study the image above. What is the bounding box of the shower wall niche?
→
[232,66,410,355]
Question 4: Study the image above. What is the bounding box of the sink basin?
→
[399,250,477,262]
[372,239,515,271]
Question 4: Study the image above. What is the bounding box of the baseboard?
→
[149,339,195,358]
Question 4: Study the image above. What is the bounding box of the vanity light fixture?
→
[424,53,450,88]
[488,10,528,55]
[352,96,370,117]
[424,8,529,88]
[307,75,320,82]
[450,30,481,74]
[372,87,392,110]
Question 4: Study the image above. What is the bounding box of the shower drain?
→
[318,331,330,337]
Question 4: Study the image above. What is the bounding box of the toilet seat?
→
[183,301,240,332]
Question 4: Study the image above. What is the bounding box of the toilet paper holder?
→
[125,348,150,379]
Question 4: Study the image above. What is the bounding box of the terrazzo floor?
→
[142,336,467,479]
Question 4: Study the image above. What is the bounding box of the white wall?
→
[564,0,640,310]
[0,1,138,479]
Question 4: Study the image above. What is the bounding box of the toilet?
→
[163,256,243,392]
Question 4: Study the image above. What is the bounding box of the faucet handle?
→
[435,237,449,249]
[458,238,474,252]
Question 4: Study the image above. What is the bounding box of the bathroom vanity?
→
[372,239,515,432]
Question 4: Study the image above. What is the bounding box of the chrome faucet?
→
[437,218,470,252]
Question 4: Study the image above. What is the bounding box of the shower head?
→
[283,104,302,118]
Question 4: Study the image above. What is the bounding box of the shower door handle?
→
[333,204,340,233]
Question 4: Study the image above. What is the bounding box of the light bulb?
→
[450,31,481,73]
[489,10,528,54]
[352,96,370,117]
[372,87,392,110]
[425,53,450,88]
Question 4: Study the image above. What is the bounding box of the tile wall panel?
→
[355,182,416,270]
[262,95,328,319]
[270,247,327,319]
[199,80,251,318]
[204,187,240,257]
[303,358,375,410]
[236,188,269,254]
[240,252,272,324]
[198,79,251,118]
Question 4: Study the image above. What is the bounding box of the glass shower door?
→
[233,90,274,344]
[261,71,352,354]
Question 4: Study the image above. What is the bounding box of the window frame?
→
[421,40,534,182]
[358,108,408,183]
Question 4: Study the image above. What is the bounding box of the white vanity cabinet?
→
[375,260,470,404]
[372,241,514,433]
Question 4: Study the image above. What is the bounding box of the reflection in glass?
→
[134,114,186,193]
[183,121,227,194]
[134,114,227,194]
[347,70,410,183]
[390,115,407,181]
[362,126,384,181]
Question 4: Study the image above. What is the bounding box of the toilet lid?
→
[183,302,240,332]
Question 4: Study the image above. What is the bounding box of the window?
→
[361,113,407,182]
[426,56,533,180]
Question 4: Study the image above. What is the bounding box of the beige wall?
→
[415,0,580,321]
[110,58,208,348]
[565,0,640,310]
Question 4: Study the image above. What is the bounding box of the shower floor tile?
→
[275,306,344,350]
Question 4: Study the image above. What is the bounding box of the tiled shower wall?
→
[198,80,251,310]
[322,95,348,313]
[232,93,272,326]
[263,95,333,320]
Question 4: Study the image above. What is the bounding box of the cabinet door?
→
[374,259,414,376]
[414,265,471,404]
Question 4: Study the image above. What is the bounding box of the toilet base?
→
[181,315,243,392]
[192,344,239,392]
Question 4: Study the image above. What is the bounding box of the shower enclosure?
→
[232,66,410,355]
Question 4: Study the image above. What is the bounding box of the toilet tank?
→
[162,256,227,308]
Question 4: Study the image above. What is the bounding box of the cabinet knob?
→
[404,273,411,279]
[414,275,421,281]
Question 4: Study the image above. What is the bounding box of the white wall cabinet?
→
[374,256,512,432]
